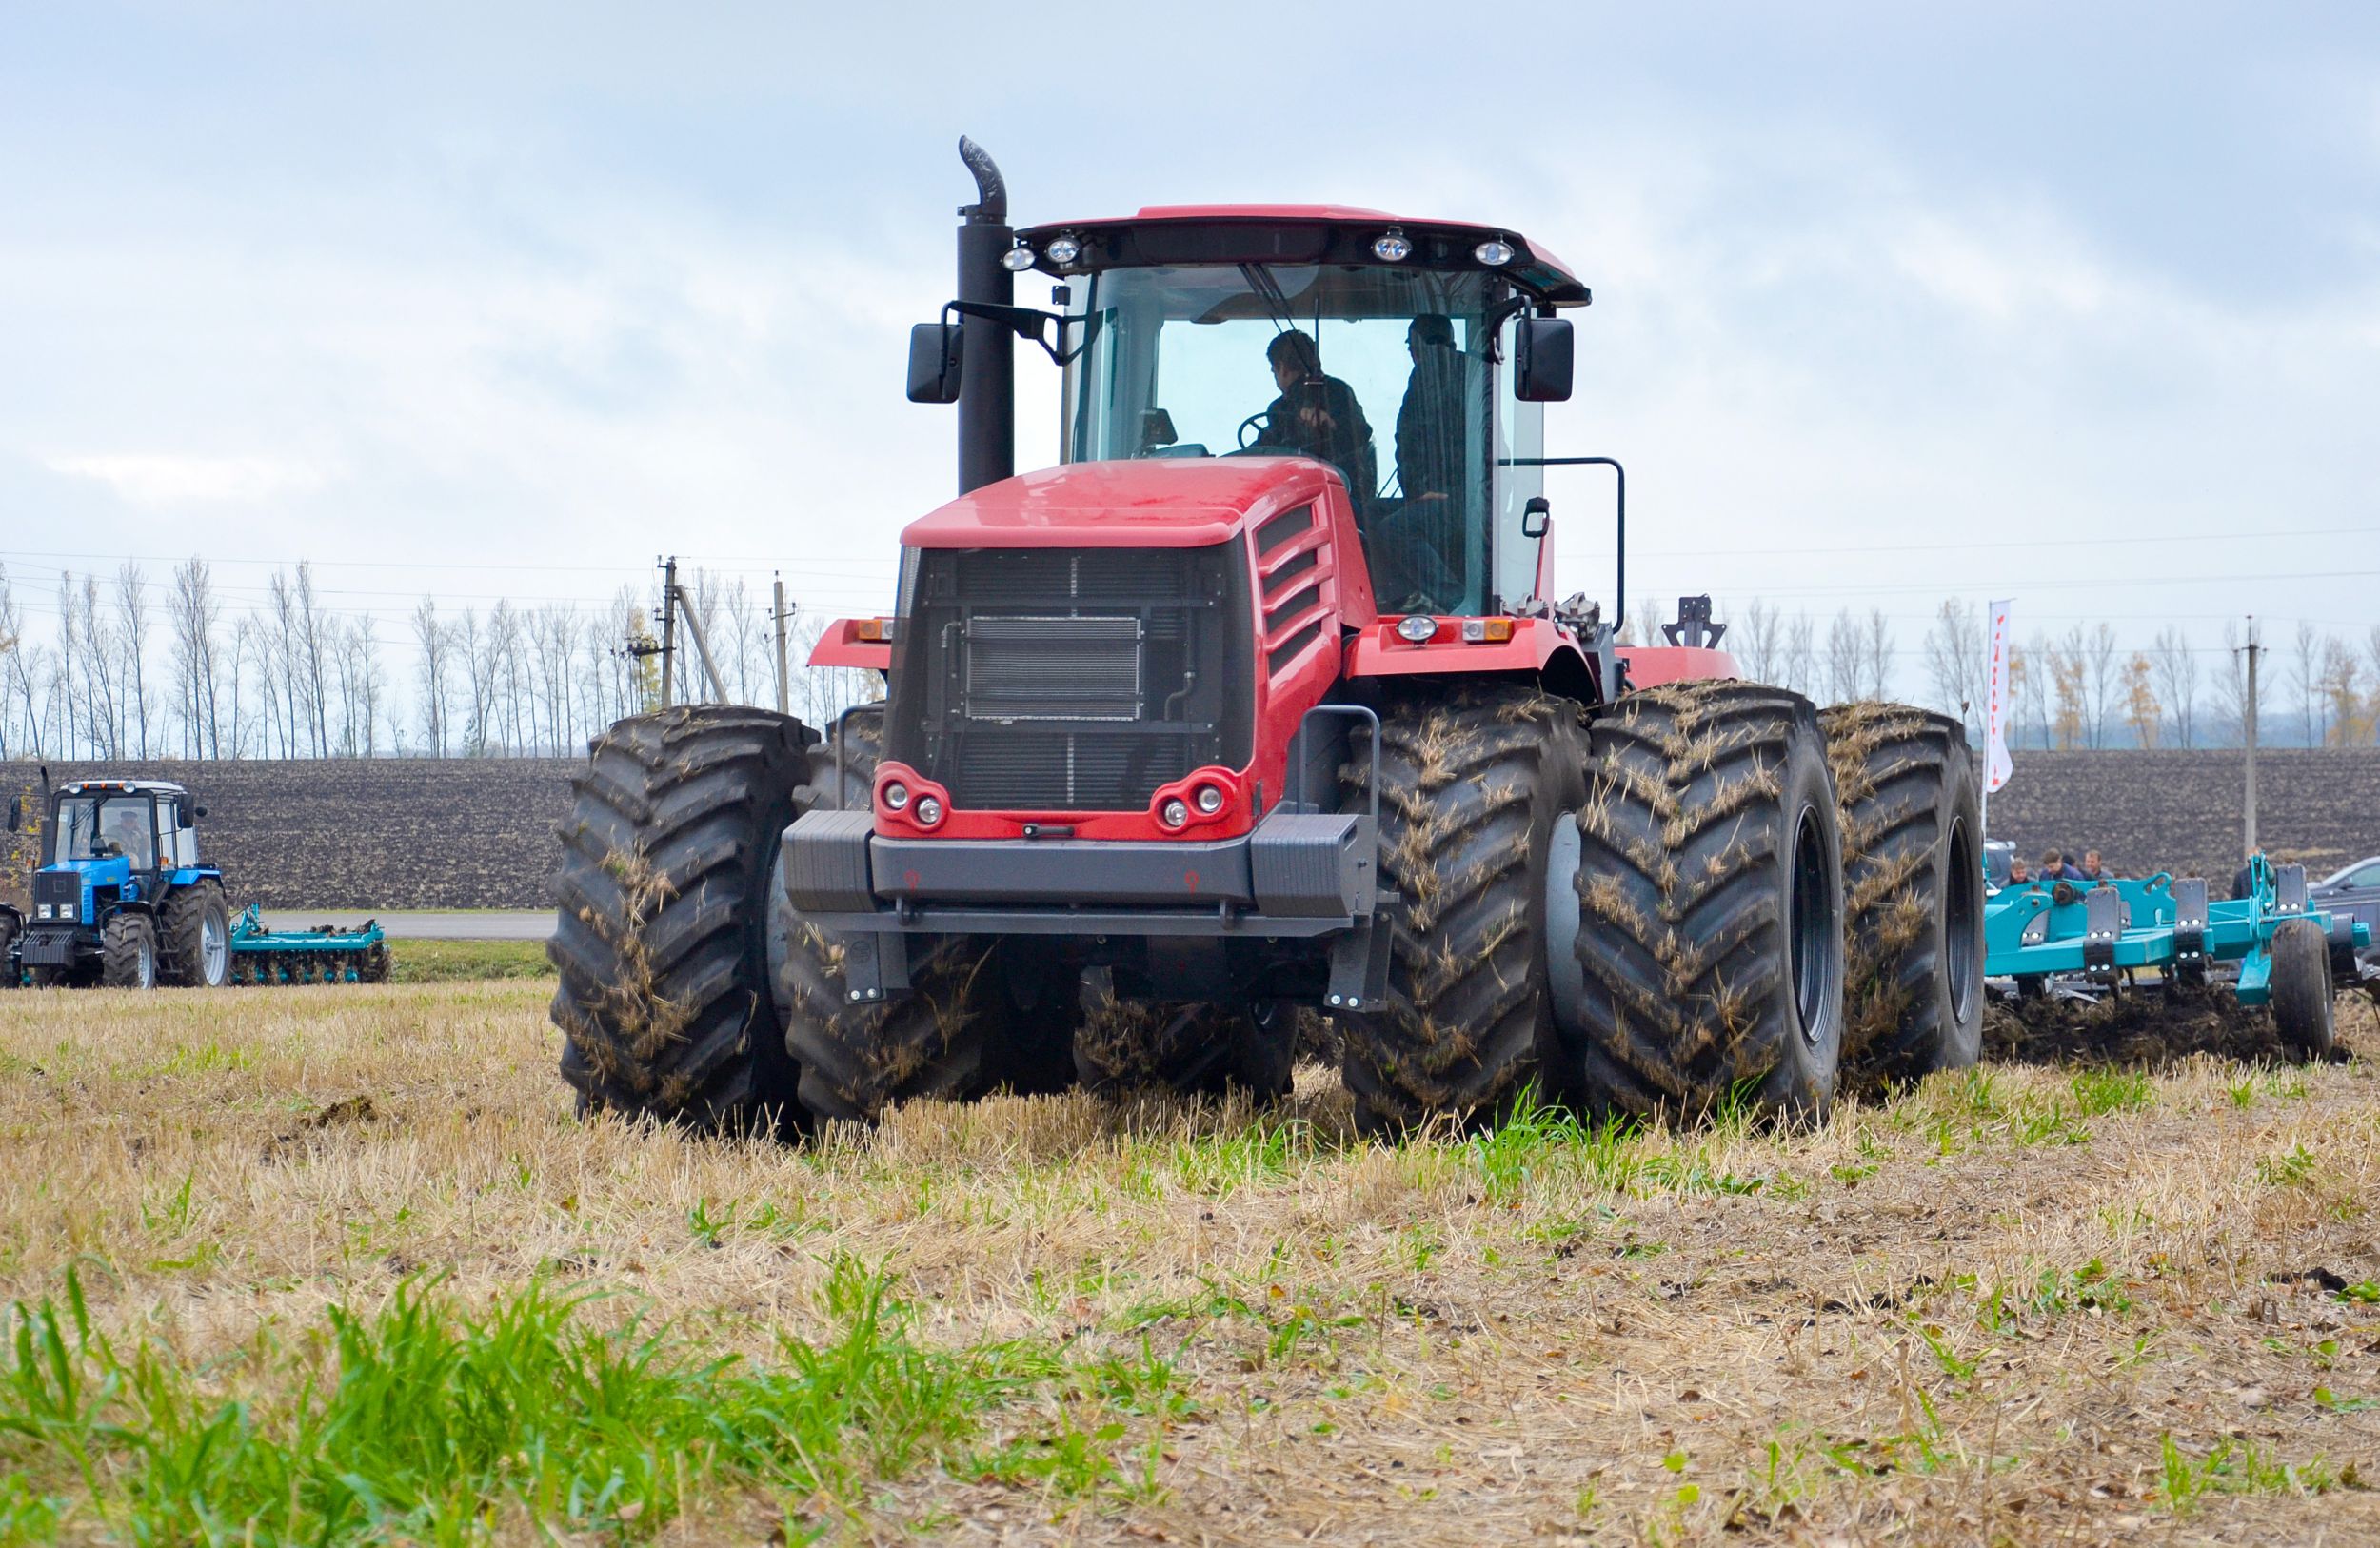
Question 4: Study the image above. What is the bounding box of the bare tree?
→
[111,563,155,758]
[2149,625,2199,748]
[169,557,224,758]
[2015,633,2052,750]
[1859,608,1894,701]
[1734,599,1784,685]
[1823,610,1863,703]
[2318,635,2367,746]
[413,597,454,757]
[2288,622,2322,747]
[2081,623,2118,749]
[1781,612,1815,698]
[295,563,333,756]
[1921,597,1984,738]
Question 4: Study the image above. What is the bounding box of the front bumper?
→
[781,807,1391,1009]
[19,927,97,969]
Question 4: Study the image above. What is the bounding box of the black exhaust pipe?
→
[955,136,1014,495]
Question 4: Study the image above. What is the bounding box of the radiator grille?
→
[885,545,1254,811]
[962,615,1142,722]
[32,872,78,913]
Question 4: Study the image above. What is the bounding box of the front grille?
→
[886,545,1254,811]
[32,872,78,917]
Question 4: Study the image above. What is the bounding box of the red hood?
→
[902,458,1341,549]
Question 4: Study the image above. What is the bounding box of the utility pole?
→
[772,573,791,716]
[2237,616,2262,859]
[657,556,679,710]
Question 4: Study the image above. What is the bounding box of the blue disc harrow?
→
[228,903,391,985]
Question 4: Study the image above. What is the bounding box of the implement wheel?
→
[1337,685,1587,1133]
[159,879,231,989]
[2269,918,2336,1060]
[778,708,1077,1126]
[550,705,813,1136]
[1565,680,1845,1121]
[1074,970,1294,1101]
[103,913,160,990]
[1817,704,1983,1082]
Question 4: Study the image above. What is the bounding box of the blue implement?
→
[1985,857,2370,1009]
[228,903,392,984]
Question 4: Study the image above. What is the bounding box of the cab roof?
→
[57,779,188,798]
[1013,205,1591,307]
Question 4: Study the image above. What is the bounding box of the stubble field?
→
[4,981,2380,1545]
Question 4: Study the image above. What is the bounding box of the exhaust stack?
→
[954,136,1014,495]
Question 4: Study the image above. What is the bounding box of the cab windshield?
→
[1063,265,1521,614]
[50,795,155,869]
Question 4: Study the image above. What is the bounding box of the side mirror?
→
[1513,317,1574,403]
[906,323,963,405]
[192,805,208,820]
[1521,496,1550,539]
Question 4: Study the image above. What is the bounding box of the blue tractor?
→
[1,777,231,990]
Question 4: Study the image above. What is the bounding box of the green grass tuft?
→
[0,1258,1140,1543]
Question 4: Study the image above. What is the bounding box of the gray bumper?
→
[780,807,1389,1007]
[19,928,90,968]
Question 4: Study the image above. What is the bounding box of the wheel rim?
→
[1944,816,1979,1023]
[138,936,155,990]
[1789,803,1838,1047]
[202,910,228,985]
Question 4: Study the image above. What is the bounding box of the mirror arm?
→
[941,301,1098,367]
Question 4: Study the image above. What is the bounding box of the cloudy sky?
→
[4,1,2377,680]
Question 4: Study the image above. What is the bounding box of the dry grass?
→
[6,982,2380,1543]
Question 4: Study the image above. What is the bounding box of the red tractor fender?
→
[807,618,891,671]
[1614,645,1739,688]
[1345,616,1609,705]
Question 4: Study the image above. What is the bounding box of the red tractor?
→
[549,140,1984,1136]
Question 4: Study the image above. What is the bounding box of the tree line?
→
[3,561,2373,760]
[0,559,879,761]
[1618,595,2380,750]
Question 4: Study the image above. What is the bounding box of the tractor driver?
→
[97,800,149,866]
[1251,330,1377,511]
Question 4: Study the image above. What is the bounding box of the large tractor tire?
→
[158,879,232,989]
[1817,704,1984,1082]
[2268,918,2336,1060]
[1073,969,1295,1101]
[1566,680,1845,1121]
[0,911,17,988]
[1337,685,1588,1134]
[102,912,160,990]
[778,708,1077,1126]
[549,705,812,1136]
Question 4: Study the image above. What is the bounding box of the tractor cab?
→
[4,779,228,988]
[1032,208,1585,617]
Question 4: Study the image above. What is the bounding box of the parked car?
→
[2311,857,2380,967]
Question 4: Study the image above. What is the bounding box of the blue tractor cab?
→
[1,778,231,989]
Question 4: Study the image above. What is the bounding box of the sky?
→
[3,0,2378,685]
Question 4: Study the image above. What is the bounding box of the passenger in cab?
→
[1369,314,1474,612]
[1251,330,1376,507]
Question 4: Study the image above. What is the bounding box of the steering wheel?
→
[1236,411,1271,451]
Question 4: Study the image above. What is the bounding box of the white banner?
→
[1983,598,2014,794]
